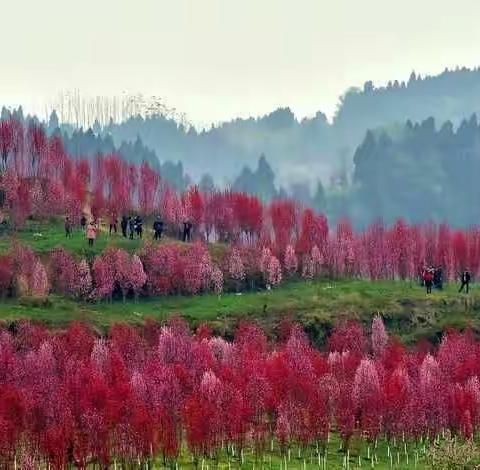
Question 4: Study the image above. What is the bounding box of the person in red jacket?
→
[423,267,434,294]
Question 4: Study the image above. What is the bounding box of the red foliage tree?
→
[92,254,115,300]
[138,161,159,216]
[50,248,78,297]
[371,315,389,357]
[353,359,383,442]
[26,122,47,178]
[0,317,477,467]
[283,244,298,275]
[186,186,204,228]
[297,208,328,256]
[453,230,468,274]
[328,321,367,355]
[269,200,298,251]
[0,120,14,172]
[387,219,411,279]
[224,246,245,288]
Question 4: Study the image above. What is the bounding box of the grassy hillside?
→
[2,219,479,346]
[1,279,479,346]
[0,219,228,261]
[0,219,145,256]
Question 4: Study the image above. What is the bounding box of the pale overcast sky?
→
[2,0,480,126]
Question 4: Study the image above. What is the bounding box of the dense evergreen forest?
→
[352,114,480,227]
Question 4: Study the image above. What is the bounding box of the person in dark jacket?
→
[80,215,87,232]
[434,266,443,290]
[153,216,164,241]
[64,216,72,238]
[128,217,135,240]
[459,270,472,293]
[182,221,192,242]
[109,215,118,235]
[121,216,128,238]
[135,216,143,239]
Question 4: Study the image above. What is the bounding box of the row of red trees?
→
[0,117,263,236]
[1,117,479,287]
[0,318,476,468]
[1,217,480,300]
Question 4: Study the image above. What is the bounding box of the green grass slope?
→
[0,220,145,256]
[1,279,479,346]
[1,220,479,346]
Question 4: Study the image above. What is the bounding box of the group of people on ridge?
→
[65,214,194,246]
[65,215,98,245]
[422,266,471,294]
[65,215,475,295]
[66,215,99,246]
[421,266,443,294]
[118,216,144,240]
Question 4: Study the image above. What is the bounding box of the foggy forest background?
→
[4,66,480,227]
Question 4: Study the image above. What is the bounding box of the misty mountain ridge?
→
[92,66,480,189]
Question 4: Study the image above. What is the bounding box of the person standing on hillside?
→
[182,220,192,242]
[86,221,97,246]
[64,216,72,238]
[153,216,164,240]
[129,217,136,240]
[109,215,118,235]
[80,215,87,232]
[135,215,143,239]
[423,267,434,294]
[434,266,443,290]
[121,216,128,238]
[459,270,471,293]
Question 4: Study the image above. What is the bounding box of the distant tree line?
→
[231,154,327,213]
[351,114,480,226]
[92,67,480,188]
[228,112,480,228]
[2,107,191,192]
[6,65,480,226]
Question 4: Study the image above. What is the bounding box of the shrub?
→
[427,434,480,469]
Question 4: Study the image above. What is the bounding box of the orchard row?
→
[2,117,480,300]
[1,218,479,301]
[0,317,476,468]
